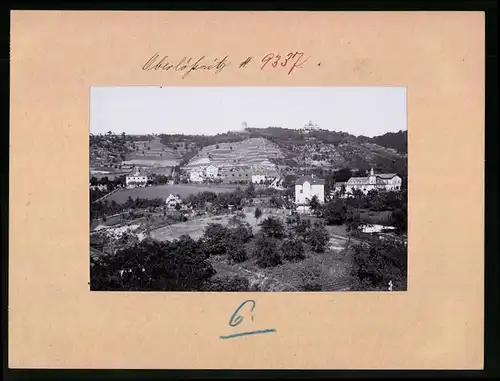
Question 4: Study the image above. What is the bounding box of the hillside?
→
[185,137,284,171]
[359,130,407,154]
[90,127,407,178]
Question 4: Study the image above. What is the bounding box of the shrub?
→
[350,235,407,291]
[89,236,215,291]
[259,216,285,239]
[298,266,322,286]
[390,208,407,235]
[293,218,312,242]
[307,222,330,253]
[254,207,263,220]
[201,223,233,256]
[229,221,253,243]
[324,200,348,225]
[281,238,306,262]
[254,235,282,268]
[228,246,248,263]
[205,276,250,292]
[300,283,323,291]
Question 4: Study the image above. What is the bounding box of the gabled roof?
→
[347,177,369,184]
[376,173,398,179]
[347,177,386,185]
[127,168,151,177]
[295,175,325,185]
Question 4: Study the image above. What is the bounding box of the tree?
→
[254,207,263,226]
[245,182,256,198]
[89,237,215,291]
[350,235,407,291]
[281,237,306,262]
[334,168,352,182]
[308,195,323,217]
[324,199,348,225]
[254,235,282,268]
[390,208,407,235]
[259,216,285,239]
[293,218,311,242]
[228,246,248,263]
[229,220,253,243]
[307,221,330,253]
[201,223,234,256]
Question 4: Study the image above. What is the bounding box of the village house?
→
[89,184,108,192]
[125,168,152,187]
[165,194,182,209]
[205,164,219,178]
[222,166,252,184]
[336,168,402,196]
[269,176,285,190]
[189,170,204,183]
[295,174,325,213]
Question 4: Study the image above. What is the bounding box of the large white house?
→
[205,165,219,178]
[336,168,402,196]
[295,175,325,213]
[126,168,152,187]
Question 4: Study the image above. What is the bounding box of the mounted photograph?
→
[89,86,408,292]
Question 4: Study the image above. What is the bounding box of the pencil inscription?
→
[141,52,313,78]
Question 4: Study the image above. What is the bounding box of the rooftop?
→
[295,175,325,185]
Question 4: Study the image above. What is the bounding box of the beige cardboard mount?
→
[9,11,484,369]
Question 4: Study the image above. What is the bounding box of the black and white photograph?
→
[89,87,408,292]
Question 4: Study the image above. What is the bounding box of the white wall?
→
[205,166,218,178]
[190,171,204,183]
[252,175,266,183]
[126,176,149,186]
[295,182,325,205]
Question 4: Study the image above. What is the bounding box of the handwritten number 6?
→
[228,300,256,327]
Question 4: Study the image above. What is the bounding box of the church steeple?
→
[368,167,376,185]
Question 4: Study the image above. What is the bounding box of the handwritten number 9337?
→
[260,52,311,75]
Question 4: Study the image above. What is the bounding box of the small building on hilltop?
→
[340,168,402,196]
[294,174,325,213]
[125,168,152,188]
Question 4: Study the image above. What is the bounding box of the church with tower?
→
[335,168,402,196]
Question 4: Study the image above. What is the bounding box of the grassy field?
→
[104,184,236,203]
[358,209,392,225]
[150,211,286,241]
[149,210,353,291]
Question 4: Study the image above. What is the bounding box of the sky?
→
[90,86,406,137]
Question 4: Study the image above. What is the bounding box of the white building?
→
[342,168,402,196]
[125,169,152,187]
[189,170,204,183]
[295,175,325,213]
[165,194,182,209]
[252,174,267,184]
[205,164,219,178]
[269,176,285,190]
[301,120,320,134]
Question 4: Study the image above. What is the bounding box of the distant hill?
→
[360,130,407,154]
[155,127,408,176]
